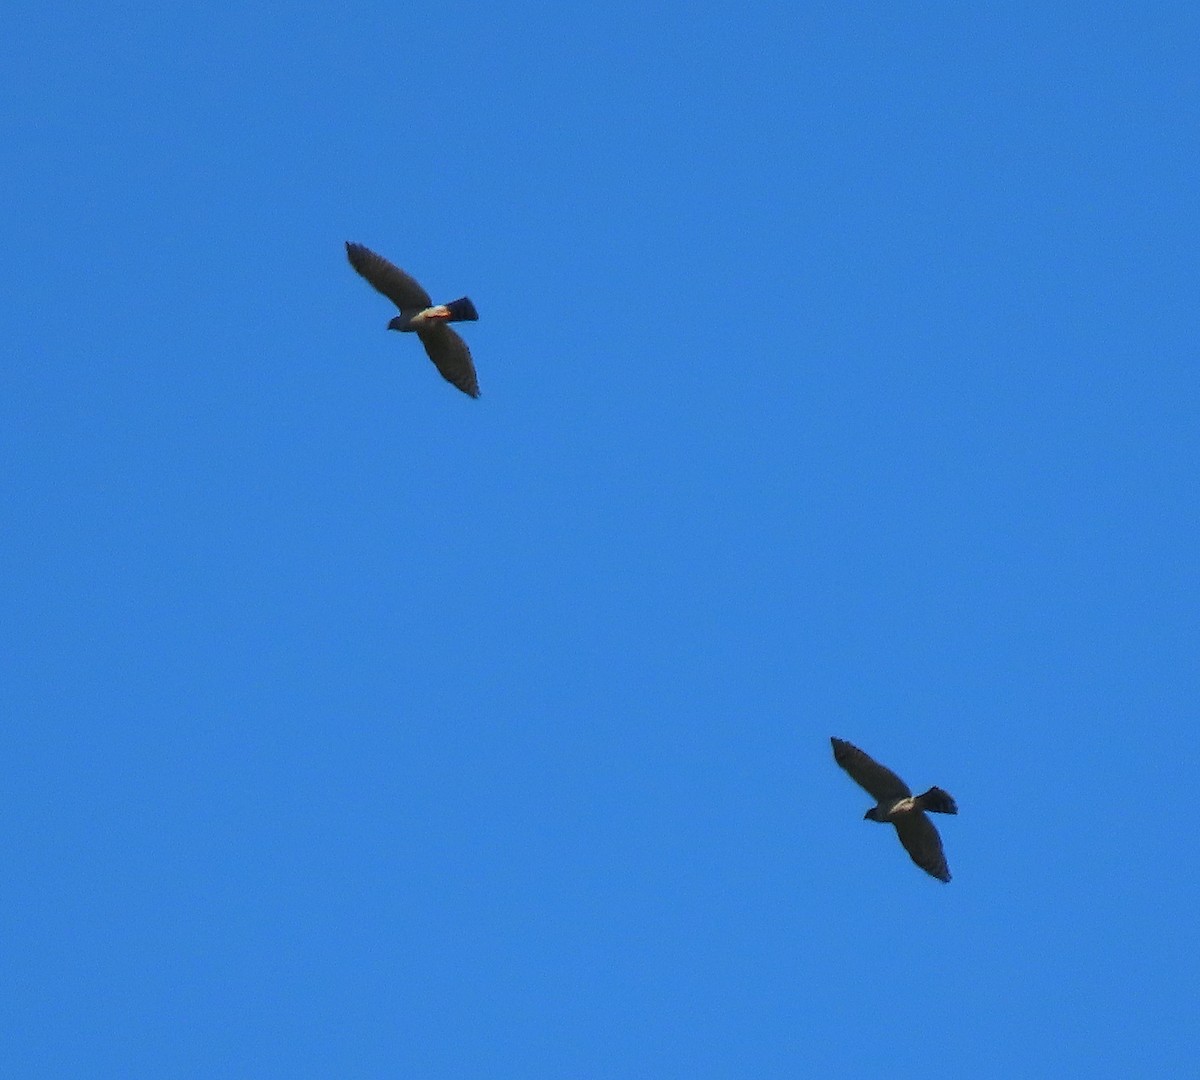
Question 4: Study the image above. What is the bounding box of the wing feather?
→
[418,325,480,398]
[893,812,951,882]
[345,242,433,311]
[830,737,912,801]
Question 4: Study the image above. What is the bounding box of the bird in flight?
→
[345,242,481,398]
[830,737,958,882]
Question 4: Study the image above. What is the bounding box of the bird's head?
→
[864,807,882,822]
[387,315,410,332]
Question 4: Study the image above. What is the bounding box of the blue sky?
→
[4,2,1197,1076]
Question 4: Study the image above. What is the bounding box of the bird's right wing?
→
[418,324,480,398]
[345,242,433,311]
[893,812,951,882]
[831,737,912,800]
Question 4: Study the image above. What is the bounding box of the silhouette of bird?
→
[345,242,481,398]
[830,737,958,882]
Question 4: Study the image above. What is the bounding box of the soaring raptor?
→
[346,242,481,398]
[830,737,958,882]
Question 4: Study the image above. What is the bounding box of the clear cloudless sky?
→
[3,2,1197,1076]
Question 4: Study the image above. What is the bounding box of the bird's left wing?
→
[831,738,912,801]
[345,242,433,311]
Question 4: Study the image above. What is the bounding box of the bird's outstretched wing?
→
[830,737,912,801]
[418,324,480,398]
[893,812,951,882]
[346,242,432,311]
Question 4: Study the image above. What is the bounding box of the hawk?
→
[830,737,958,882]
[345,242,481,398]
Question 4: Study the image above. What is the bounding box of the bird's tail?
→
[916,786,957,814]
[443,297,479,322]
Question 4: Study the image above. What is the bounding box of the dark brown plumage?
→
[831,737,958,883]
[346,242,481,398]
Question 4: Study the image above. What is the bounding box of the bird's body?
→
[866,795,924,822]
[830,737,957,883]
[388,297,479,334]
[345,242,481,398]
